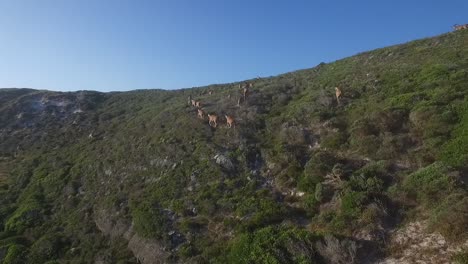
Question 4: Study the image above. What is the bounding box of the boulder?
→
[213,154,235,171]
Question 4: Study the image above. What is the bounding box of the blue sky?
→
[0,0,467,92]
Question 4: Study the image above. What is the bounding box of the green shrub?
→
[428,192,468,242]
[314,183,323,202]
[402,162,456,206]
[236,196,286,231]
[5,195,44,233]
[453,250,468,264]
[321,131,348,150]
[3,244,28,264]
[299,151,336,191]
[350,135,381,157]
[227,226,318,264]
[340,191,367,219]
[131,201,169,240]
[27,233,66,264]
[441,101,468,167]
[412,107,454,138]
[277,160,303,188]
[345,161,388,195]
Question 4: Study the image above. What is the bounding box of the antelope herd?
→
[186,22,468,128]
[453,24,468,31]
[188,82,254,129]
[188,81,347,129]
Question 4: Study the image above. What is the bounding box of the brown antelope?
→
[453,24,468,31]
[225,115,235,128]
[195,101,201,108]
[243,87,249,101]
[208,114,218,127]
[335,87,342,104]
[197,109,205,119]
[191,99,197,107]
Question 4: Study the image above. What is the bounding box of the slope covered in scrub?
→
[0,30,467,263]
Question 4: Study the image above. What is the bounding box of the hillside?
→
[1,30,468,264]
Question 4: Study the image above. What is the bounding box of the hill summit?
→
[1,30,468,263]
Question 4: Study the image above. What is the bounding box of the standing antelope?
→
[208,114,218,128]
[335,87,342,104]
[225,115,235,128]
[453,24,468,31]
[197,109,205,119]
[195,101,201,108]
[191,99,197,107]
[208,90,213,95]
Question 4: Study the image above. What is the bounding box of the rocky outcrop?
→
[213,154,235,171]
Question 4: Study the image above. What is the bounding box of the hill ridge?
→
[0,30,467,263]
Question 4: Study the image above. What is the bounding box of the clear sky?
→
[1,0,467,92]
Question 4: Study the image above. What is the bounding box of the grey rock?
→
[213,154,235,171]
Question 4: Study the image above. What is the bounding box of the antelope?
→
[453,24,468,31]
[243,87,249,101]
[208,114,218,127]
[335,87,342,104]
[225,115,235,128]
[197,109,205,119]
[191,99,197,107]
[208,90,213,95]
[195,101,201,108]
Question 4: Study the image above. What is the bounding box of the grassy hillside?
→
[0,30,467,263]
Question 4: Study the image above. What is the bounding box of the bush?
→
[321,131,348,150]
[315,235,358,264]
[236,195,286,231]
[402,162,456,206]
[441,102,468,167]
[5,195,44,233]
[409,106,455,139]
[277,160,303,188]
[299,151,336,191]
[453,250,468,264]
[340,191,367,219]
[350,135,381,157]
[27,233,67,264]
[131,201,170,240]
[227,226,318,264]
[428,192,468,242]
[3,244,28,264]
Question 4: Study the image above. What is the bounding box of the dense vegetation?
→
[0,30,467,263]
